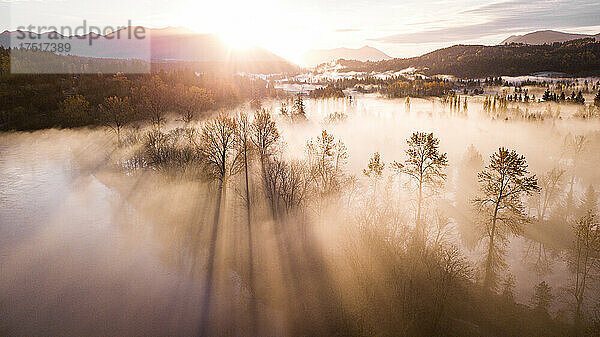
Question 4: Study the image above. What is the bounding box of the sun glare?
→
[217,28,258,50]
[178,0,304,63]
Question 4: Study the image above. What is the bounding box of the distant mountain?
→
[333,39,600,78]
[304,46,391,66]
[0,27,298,74]
[500,30,599,45]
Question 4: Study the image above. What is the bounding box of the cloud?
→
[460,0,535,15]
[335,28,361,33]
[370,0,600,44]
[405,19,450,26]
[369,23,508,44]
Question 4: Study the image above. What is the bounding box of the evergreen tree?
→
[363,152,386,197]
[394,132,448,241]
[532,281,554,314]
[576,91,585,104]
[542,89,551,101]
[473,148,539,291]
[294,94,306,115]
[363,152,385,179]
[501,273,516,303]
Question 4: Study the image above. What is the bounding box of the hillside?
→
[304,46,391,66]
[501,30,600,45]
[334,38,600,78]
[0,27,299,74]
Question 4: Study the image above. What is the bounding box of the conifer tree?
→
[473,148,538,290]
[532,281,554,314]
[394,132,448,241]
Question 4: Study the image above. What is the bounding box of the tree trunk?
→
[483,203,500,291]
[260,155,278,221]
[116,126,121,148]
[416,180,423,240]
[575,297,582,333]
[575,247,589,334]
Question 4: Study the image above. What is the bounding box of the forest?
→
[0,67,283,131]
[335,39,600,78]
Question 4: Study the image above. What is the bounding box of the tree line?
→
[0,65,284,131]
[336,38,600,78]
[542,89,585,104]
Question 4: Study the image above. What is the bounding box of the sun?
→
[218,26,306,64]
[217,28,259,50]
[177,0,306,63]
[179,0,263,49]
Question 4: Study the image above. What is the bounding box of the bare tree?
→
[568,187,600,332]
[134,76,171,131]
[531,168,565,221]
[278,159,310,215]
[175,85,215,125]
[234,111,258,334]
[250,108,280,216]
[473,147,538,291]
[251,108,280,167]
[99,96,135,146]
[196,113,242,336]
[235,112,253,222]
[199,114,243,185]
[525,167,565,275]
[428,245,471,334]
[562,134,587,190]
[393,132,448,240]
[306,129,348,199]
[263,157,286,218]
[431,211,452,248]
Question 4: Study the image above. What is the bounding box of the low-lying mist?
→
[2,93,600,336]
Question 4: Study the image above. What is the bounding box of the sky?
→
[1,0,600,64]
